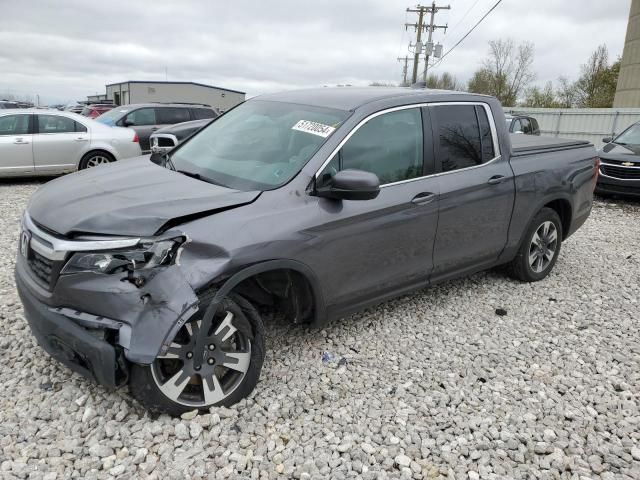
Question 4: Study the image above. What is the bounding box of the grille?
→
[601,164,640,180]
[27,249,54,287]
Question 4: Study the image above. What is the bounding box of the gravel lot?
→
[0,180,638,480]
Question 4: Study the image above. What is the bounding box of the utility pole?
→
[405,6,425,84]
[397,56,412,86]
[423,2,449,81]
[406,3,449,84]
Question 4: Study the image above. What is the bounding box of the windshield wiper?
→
[175,169,227,187]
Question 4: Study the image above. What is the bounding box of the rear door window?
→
[0,114,30,135]
[432,104,484,172]
[156,107,191,124]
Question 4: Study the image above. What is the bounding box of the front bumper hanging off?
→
[16,271,122,389]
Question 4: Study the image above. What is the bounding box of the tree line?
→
[388,39,620,108]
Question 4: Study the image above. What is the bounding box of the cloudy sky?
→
[0,0,631,104]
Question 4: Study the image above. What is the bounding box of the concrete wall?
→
[105,83,245,112]
[504,107,640,148]
[614,0,640,107]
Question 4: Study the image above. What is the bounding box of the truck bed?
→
[510,134,591,156]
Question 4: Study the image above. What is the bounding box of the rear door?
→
[33,114,88,172]
[0,113,34,174]
[310,106,440,311]
[429,103,515,281]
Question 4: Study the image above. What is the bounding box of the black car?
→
[505,114,540,135]
[96,103,217,152]
[150,118,213,154]
[597,122,640,198]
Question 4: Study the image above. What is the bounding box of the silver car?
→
[0,109,142,177]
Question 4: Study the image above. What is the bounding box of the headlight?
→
[61,239,182,275]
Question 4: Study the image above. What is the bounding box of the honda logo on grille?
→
[20,230,30,257]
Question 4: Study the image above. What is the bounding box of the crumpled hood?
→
[27,157,261,237]
[600,142,640,162]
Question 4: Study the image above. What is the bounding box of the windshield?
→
[170,100,349,191]
[96,107,130,125]
[615,124,640,145]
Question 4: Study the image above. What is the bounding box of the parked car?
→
[596,122,640,198]
[81,103,114,119]
[64,103,85,114]
[0,109,141,176]
[16,88,598,415]
[150,118,213,153]
[505,114,540,135]
[95,103,218,152]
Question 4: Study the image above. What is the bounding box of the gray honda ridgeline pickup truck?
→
[16,88,598,415]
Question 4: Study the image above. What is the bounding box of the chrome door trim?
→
[313,101,502,188]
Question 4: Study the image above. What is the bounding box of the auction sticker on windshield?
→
[292,120,336,138]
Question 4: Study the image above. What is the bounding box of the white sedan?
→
[0,109,142,177]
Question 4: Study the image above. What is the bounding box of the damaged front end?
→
[15,213,203,389]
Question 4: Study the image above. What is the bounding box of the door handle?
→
[13,139,29,145]
[150,127,159,131]
[487,175,506,185]
[411,192,436,205]
[74,137,88,142]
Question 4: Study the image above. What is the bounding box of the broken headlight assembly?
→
[61,239,184,275]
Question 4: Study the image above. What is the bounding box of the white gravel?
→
[0,181,639,480]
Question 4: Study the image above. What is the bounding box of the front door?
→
[0,114,34,174]
[308,106,440,313]
[429,103,515,280]
[121,107,157,152]
[33,114,88,172]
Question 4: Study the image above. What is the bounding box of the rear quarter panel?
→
[501,144,597,261]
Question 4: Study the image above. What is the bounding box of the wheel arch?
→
[207,259,327,327]
[78,147,117,169]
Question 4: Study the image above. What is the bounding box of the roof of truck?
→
[256,87,478,111]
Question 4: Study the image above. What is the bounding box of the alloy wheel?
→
[528,220,558,273]
[85,155,112,167]
[150,310,251,408]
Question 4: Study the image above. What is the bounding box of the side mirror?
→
[123,120,135,127]
[316,169,380,201]
[602,137,612,144]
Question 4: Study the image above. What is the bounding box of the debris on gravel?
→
[0,182,639,479]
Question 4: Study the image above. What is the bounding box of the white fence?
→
[502,107,640,148]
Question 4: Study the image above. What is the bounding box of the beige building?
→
[101,81,245,112]
[614,0,640,107]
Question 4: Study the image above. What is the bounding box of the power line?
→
[431,0,503,69]
[447,0,482,35]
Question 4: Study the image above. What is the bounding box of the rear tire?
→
[507,207,563,282]
[79,151,115,169]
[129,294,265,416]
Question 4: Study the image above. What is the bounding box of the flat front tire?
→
[129,294,265,416]
[507,207,563,282]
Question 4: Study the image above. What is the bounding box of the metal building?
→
[614,0,640,107]
[100,81,245,112]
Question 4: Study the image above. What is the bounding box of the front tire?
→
[507,207,563,282]
[129,294,265,416]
